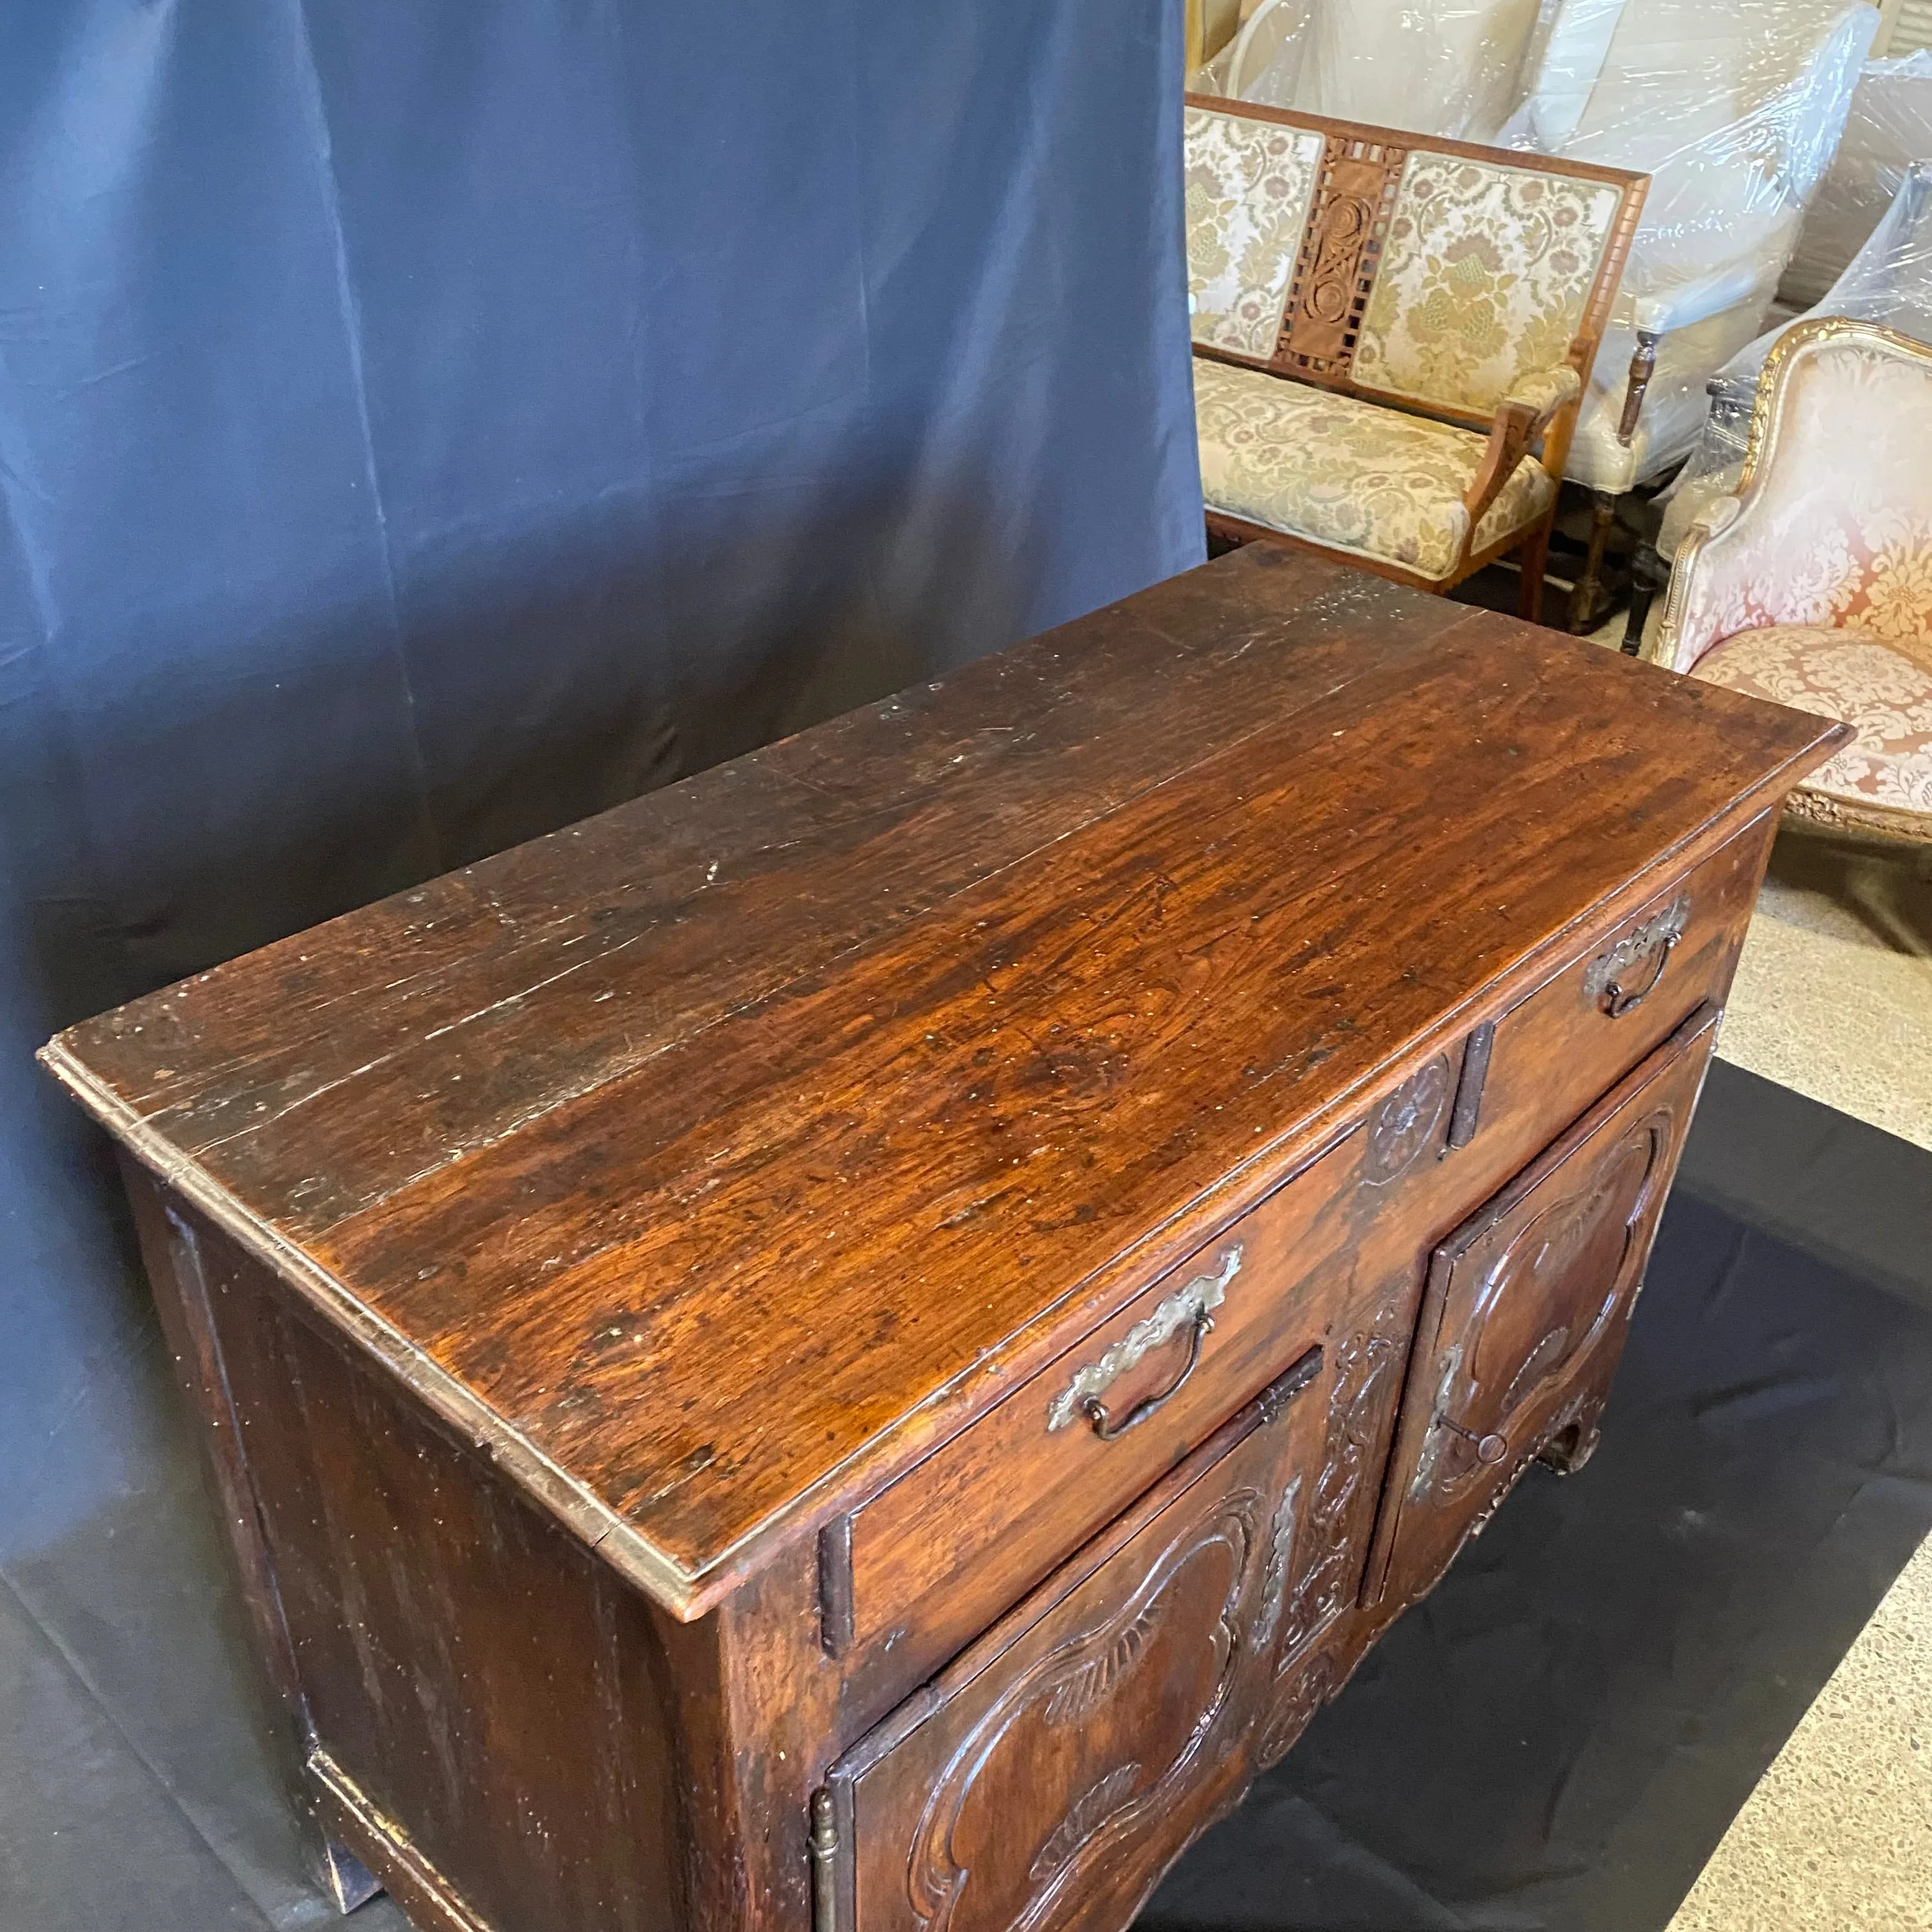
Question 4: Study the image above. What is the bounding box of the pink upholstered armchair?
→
[1649,318,1932,850]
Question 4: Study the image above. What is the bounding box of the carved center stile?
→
[1278,139,1405,374]
[1275,1314,1403,1667]
[1306,197,1370,324]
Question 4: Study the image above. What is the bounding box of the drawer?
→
[1363,1002,1721,1615]
[1455,813,1770,1189]
[818,1350,1327,1932]
[838,1046,1475,1701]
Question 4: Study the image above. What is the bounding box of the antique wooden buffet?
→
[42,548,1844,1932]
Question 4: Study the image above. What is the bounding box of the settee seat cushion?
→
[1691,623,1932,831]
[1195,357,1554,581]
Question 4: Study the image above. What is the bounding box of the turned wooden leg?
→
[1570,492,1618,634]
[1618,330,1660,447]
[1517,521,1552,625]
[1623,538,1667,657]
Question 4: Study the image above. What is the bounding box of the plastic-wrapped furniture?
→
[1624,160,1932,648]
[1508,0,1878,516]
[1784,51,1932,306]
[1185,96,1647,618]
[1192,0,1543,142]
[1650,318,1932,850]
[1298,0,1543,139]
[1201,0,1310,107]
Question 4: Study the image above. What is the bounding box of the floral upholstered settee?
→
[1651,319,1932,847]
[1186,98,1647,620]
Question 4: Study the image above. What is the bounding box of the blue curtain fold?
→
[0,4,1199,1920]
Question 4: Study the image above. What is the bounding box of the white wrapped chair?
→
[1783,50,1932,307]
[1650,319,1932,850]
[1622,159,1932,648]
[1296,0,1544,141]
[1512,0,1880,509]
[1194,0,1544,142]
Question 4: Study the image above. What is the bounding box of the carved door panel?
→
[819,1349,1327,1932]
[1363,1004,1721,1616]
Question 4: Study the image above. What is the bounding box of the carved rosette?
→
[1363,1056,1452,1185]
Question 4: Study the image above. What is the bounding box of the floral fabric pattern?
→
[1195,358,1555,580]
[1185,107,1324,360]
[1691,625,1932,821]
[1668,341,1932,675]
[1355,153,1623,417]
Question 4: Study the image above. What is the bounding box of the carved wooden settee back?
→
[1184,96,1648,439]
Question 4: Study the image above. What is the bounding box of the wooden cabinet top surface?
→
[42,548,1839,1616]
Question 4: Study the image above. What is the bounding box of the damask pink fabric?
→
[1690,624,1932,821]
[1666,337,1932,676]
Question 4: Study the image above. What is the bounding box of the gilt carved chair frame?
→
[1651,316,1932,855]
[1186,95,1648,625]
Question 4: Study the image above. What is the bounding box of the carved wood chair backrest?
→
[1184,96,1648,436]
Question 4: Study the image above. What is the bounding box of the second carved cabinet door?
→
[1364,1004,1721,1615]
[823,1349,1330,1932]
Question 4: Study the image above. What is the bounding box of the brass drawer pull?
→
[1585,895,1688,1018]
[1084,1310,1212,1440]
[1046,1246,1241,1436]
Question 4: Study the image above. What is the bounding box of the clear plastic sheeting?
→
[1497,0,1881,491]
[1784,52,1932,307]
[1660,160,1932,558]
[1186,0,1882,492]
[1190,0,1308,110]
[1188,0,1545,142]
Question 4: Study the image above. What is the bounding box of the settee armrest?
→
[1463,365,1581,532]
[1649,496,1744,674]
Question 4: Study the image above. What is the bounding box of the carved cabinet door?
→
[1363,1004,1721,1616]
[819,1349,1327,1932]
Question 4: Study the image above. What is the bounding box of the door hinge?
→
[810,1787,840,1932]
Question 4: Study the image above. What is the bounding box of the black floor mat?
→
[4,1063,1929,1932]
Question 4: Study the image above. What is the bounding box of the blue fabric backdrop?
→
[0,4,1199,1921]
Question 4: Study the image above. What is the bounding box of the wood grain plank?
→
[43,549,1846,1606]
[298,606,1834,1577]
[56,551,1476,1233]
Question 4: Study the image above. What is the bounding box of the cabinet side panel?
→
[183,1208,688,1932]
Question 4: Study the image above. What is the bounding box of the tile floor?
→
[1717,843,1932,1154]
[1667,1533,1932,1932]
[1666,835,1932,1931]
